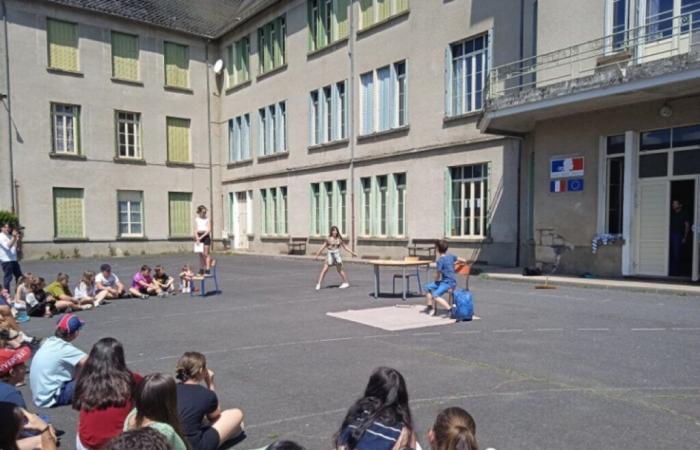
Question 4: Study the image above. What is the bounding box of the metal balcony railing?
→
[486,8,700,106]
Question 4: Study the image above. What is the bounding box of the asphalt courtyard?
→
[15,253,700,450]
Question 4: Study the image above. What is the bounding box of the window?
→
[309,80,348,145]
[448,164,489,238]
[610,0,628,50]
[638,124,700,178]
[227,36,250,87]
[359,173,407,237]
[164,42,189,88]
[360,61,408,135]
[229,114,251,162]
[116,111,141,159]
[447,34,489,116]
[168,192,192,237]
[117,191,143,237]
[166,117,191,163]
[261,186,288,235]
[47,19,78,72]
[111,31,139,81]
[605,135,625,235]
[359,0,409,30]
[311,180,348,235]
[258,16,286,74]
[308,0,350,51]
[53,188,84,239]
[258,101,287,156]
[644,0,700,40]
[51,103,80,155]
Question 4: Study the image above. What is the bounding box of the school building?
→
[1,0,697,280]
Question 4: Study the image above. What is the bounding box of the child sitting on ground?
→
[46,273,94,310]
[154,266,175,295]
[129,265,164,299]
[74,271,109,307]
[10,274,32,322]
[95,264,127,299]
[26,277,58,318]
[423,240,464,317]
[179,265,195,294]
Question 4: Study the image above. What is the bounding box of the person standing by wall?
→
[669,199,692,276]
[0,222,22,292]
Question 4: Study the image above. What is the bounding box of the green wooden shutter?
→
[308,0,315,51]
[167,117,191,163]
[317,1,326,49]
[445,47,453,117]
[47,19,78,71]
[389,174,397,237]
[72,105,82,155]
[168,192,192,237]
[242,38,250,81]
[377,0,390,21]
[112,32,138,80]
[360,0,374,29]
[164,42,189,88]
[336,0,349,39]
[274,18,284,68]
[54,188,84,238]
[395,0,409,13]
[370,177,379,236]
[444,168,452,237]
[309,185,316,235]
[227,44,234,86]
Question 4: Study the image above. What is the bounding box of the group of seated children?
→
[3,263,202,322]
[3,328,482,450]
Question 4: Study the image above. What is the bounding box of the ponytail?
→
[432,407,479,450]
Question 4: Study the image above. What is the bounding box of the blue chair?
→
[190,265,220,297]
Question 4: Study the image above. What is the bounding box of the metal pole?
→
[205,40,215,242]
[348,0,356,252]
[1,0,15,213]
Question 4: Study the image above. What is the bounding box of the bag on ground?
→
[451,289,474,321]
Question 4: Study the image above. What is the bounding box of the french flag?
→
[551,157,584,176]
[550,180,567,193]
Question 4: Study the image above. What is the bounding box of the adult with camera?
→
[0,222,23,292]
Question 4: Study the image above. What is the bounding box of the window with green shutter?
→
[228,37,250,87]
[359,0,409,30]
[166,117,191,163]
[47,19,79,72]
[111,31,139,81]
[53,188,84,239]
[168,192,192,237]
[164,42,189,88]
[258,17,285,74]
[308,0,349,52]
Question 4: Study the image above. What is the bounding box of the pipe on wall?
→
[1,0,15,213]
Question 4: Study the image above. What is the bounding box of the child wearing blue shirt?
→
[424,240,460,316]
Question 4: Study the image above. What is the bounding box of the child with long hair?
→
[314,226,357,290]
[334,367,416,450]
[194,206,215,274]
[0,401,58,450]
[124,373,190,450]
[428,407,479,450]
[175,352,244,450]
[73,337,143,450]
[12,274,33,322]
[129,265,164,299]
[180,265,195,294]
[26,277,59,317]
[74,271,108,308]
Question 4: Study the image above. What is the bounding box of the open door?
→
[635,179,670,276]
[694,178,700,282]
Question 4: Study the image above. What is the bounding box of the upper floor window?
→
[51,103,81,155]
[111,31,139,81]
[258,101,287,156]
[47,19,79,72]
[258,16,286,74]
[309,80,347,146]
[360,60,408,136]
[359,0,409,30]
[166,117,191,163]
[164,42,190,89]
[116,111,142,159]
[446,34,489,117]
[227,36,250,87]
[229,114,251,162]
[308,0,350,51]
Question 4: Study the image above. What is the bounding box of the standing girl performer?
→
[314,226,357,290]
[194,206,215,275]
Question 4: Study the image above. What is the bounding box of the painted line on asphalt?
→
[534,328,564,332]
[492,329,524,333]
[577,328,610,332]
[670,327,700,331]
[631,328,666,332]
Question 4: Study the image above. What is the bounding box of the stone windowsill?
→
[168,236,192,241]
[49,152,86,161]
[307,36,349,58]
[445,236,493,244]
[164,85,194,94]
[257,151,289,162]
[256,64,288,82]
[357,125,410,142]
[226,159,253,169]
[357,236,410,244]
[357,10,410,37]
[261,235,290,242]
[225,79,252,95]
[308,139,349,152]
[53,237,89,243]
[165,161,195,168]
[111,77,144,87]
[443,110,482,124]
[115,236,148,241]
[113,157,146,165]
[46,67,84,77]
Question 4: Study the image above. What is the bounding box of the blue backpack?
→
[451,289,474,321]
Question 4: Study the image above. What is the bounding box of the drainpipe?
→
[348,1,357,252]
[515,0,525,267]
[1,0,15,213]
[205,40,215,240]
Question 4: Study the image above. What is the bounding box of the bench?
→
[407,239,437,261]
[287,237,308,255]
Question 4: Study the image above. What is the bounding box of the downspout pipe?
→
[514,0,526,267]
[205,40,215,239]
[1,0,15,213]
[348,1,356,252]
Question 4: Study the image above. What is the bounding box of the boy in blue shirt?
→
[424,240,459,316]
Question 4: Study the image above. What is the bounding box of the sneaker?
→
[431,307,439,317]
[157,292,167,298]
[339,283,349,289]
[422,305,433,314]
[140,294,149,300]
[15,311,30,323]
[315,284,321,290]
[81,304,94,310]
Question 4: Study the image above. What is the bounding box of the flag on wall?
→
[550,180,567,193]
[551,156,584,178]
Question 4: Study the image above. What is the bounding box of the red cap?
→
[0,346,31,375]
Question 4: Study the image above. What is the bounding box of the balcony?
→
[481,8,700,134]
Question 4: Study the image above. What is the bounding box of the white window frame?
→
[117,190,144,237]
[359,60,408,135]
[309,80,348,146]
[229,114,251,162]
[51,103,80,154]
[258,101,287,156]
[395,173,406,237]
[448,34,489,116]
[361,177,372,236]
[116,111,141,159]
[450,164,489,238]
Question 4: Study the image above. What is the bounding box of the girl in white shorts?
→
[314,226,357,290]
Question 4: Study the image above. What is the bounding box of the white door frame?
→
[693,177,700,281]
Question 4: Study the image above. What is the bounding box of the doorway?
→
[230,191,250,250]
[669,180,695,277]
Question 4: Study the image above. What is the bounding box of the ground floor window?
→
[117,190,144,237]
[606,135,625,235]
[310,180,348,236]
[261,186,288,235]
[448,163,489,238]
[168,192,192,237]
[359,173,407,238]
[53,187,84,239]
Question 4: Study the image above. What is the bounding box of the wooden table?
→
[369,259,431,301]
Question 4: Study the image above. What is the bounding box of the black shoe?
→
[422,306,433,314]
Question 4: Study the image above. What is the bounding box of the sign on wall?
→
[551,178,585,193]
[550,156,584,179]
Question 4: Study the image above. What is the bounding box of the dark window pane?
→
[640,128,671,151]
[672,124,700,147]
[673,149,700,175]
[639,153,668,177]
[606,134,625,155]
[607,157,624,234]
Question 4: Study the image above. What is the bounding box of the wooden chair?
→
[392,256,423,296]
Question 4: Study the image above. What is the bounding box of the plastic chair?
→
[392,256,422,296]
[447,261,471,306]
[190,264,219,298]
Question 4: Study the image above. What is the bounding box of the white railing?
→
[486,8,700,104]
